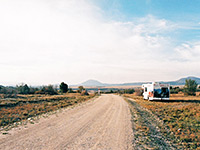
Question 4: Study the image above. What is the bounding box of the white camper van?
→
[142,82,170,100]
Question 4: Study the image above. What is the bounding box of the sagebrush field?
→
[0,93,95,129]
[124,94,200,149]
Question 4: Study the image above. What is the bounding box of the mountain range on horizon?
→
[75,76,200,87]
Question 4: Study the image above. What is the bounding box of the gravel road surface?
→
[0,94,133,150]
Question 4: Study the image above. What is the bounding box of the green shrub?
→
[184,79,198,96]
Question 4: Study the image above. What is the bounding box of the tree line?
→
[0,82,75,95]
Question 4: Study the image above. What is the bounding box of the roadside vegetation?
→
[124,94,200,149]
[0,83,95,131]
[123,79,200,149]
[125,97,177,149]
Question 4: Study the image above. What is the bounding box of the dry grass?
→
[126,98,177,149]
[124,94,200,149]
[0,93,95,128]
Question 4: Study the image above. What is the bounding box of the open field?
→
[124,94,200,149]
[0,93,95,130]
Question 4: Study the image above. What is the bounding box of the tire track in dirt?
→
[91,96,120,149]
[60,96,116,149]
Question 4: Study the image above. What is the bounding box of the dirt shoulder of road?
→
[125,97,183,150]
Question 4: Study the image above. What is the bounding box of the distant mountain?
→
[74,76,200,87]
[167,76,200,85]
[80,79,108,87]
[176,76,200,84]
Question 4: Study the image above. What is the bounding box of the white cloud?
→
[0,0,198,85]
[174,42,200,61]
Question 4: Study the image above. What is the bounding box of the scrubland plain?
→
[0,93,95,129]
[124,94,200,149]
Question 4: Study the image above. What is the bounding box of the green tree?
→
[184,79,198,96]
[59,82,68,93]
[23,84,30,94]
[17,84,30,94]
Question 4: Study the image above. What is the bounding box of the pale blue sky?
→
[94,0,200,43]
[0,0,200,85]
[95,0,200,20]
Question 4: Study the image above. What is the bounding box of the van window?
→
[154,87,169,98]
[145,87,147,92]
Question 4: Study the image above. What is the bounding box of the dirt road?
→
[0,94,133,150]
